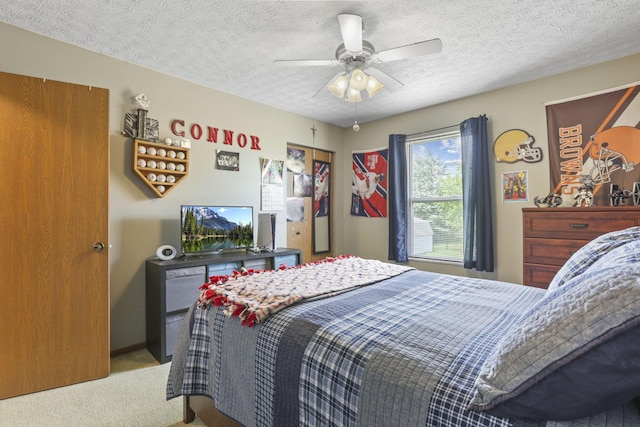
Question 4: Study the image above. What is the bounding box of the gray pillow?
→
[547,226,640,292]
[468,240,640,420]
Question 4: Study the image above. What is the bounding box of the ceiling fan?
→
[274,14,443,102]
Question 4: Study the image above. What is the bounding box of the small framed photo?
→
[502,170,528,202]
[216,150,240,171]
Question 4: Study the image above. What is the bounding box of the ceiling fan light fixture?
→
[366,75,384,97]
[276,14,444,106]
[328,75,348,98]
[348,68,368,91]
[345,87,362,102]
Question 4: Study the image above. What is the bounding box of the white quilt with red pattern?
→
[197,255,413,326]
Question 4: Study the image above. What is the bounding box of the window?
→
[407,130,463,262]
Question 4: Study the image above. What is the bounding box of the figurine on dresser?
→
[609,184,631,206]
[573,176,594,207]
[533,192,562,207]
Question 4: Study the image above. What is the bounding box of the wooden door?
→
[286,144,333,263]
[0,72,110,399]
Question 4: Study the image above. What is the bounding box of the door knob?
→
[92,242,105,252]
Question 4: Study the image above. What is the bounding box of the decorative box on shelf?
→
[132,139,189,198]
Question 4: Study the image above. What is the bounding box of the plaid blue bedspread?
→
[167,268,640,427]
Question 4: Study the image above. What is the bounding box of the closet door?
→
[286,144,333,263]
[0,72,110,399]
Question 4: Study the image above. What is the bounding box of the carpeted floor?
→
[0,349,205,426]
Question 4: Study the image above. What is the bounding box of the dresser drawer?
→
[207,261,242,277]
[523,210,638,240]
[243,258,270,270]
[165,266,206,313]
[165,311,187,358]
[523,263,560,288]
[274,253,300,268]
[523,238,590,266]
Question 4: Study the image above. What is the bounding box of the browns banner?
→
[546,83,640,206]
[351,147,388,217]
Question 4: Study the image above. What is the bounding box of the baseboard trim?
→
[110,342,147,358]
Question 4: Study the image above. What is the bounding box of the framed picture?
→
[216,150,239,171]
[502,170,528,202]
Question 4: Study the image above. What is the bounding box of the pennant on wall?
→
[546,83,640,206]
[351,147,388,217]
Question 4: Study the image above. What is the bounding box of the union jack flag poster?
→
[351,147,388,217]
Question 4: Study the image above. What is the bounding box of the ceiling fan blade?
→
[338,14,363,54]
[274,59,341,67]
[374,38,443,62]
[365,68,405,92]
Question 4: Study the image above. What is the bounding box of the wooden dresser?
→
[522,206,640,288]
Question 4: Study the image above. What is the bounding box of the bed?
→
[167,227,640,426]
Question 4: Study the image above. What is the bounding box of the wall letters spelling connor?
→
[171,119,261,150]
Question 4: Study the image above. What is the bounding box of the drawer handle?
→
[569,223,588,228]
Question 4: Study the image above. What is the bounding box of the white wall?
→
[3,21,640,351]
[341,54,640,283]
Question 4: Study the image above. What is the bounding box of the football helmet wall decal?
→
[493,129,542,163]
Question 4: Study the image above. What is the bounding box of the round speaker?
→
[156,245,177,261]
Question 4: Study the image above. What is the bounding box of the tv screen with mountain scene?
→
[180,205,254,254]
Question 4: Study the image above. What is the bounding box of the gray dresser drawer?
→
[165,266,205,313]
[165,312,187,357]
[207,261,241,276]
[274,254,299,268]
[243,258,270,270]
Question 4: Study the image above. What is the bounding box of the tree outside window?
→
[408,132,463,261]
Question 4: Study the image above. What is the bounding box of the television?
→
[180,205,254,255]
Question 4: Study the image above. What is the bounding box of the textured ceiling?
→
[2,1,640,128]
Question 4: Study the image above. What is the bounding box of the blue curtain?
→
[461,115,494,272]
[388,134,408,262]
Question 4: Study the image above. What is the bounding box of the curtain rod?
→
[406,122,462,138]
